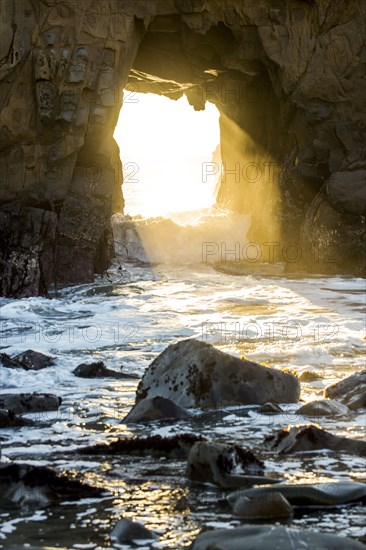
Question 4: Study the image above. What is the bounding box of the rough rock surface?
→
[186,441,270,488]
[228,481,366,508]
[135,339,300,408]
[265,424,366,456]
[324,371,366,410]
[0,393,62,414]
[123,396,192,424]
[190,525,366,549]
[0,462,104,504]
[1,0,365,297]
[232,492,293,519]
[72,361,138,379]
[296,399,350,417]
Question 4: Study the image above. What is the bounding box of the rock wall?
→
[0,0,365,296]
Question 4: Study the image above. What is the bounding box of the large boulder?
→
[190,525,366,549]
[123,396,192,424]
[135,339,300,408]
[0,393,62,414]
[324,371,366,410]
[265,424,366,456]
[228,481,366,508]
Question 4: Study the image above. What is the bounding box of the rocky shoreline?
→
[1,339,365,548]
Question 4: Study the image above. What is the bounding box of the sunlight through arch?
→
[114,92,221,219]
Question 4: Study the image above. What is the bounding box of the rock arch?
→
[0,0,365,296]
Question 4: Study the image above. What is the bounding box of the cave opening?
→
[114,91,221,221]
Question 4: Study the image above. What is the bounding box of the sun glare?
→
[113,92,221,218]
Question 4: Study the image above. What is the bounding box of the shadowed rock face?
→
[1,0,365,296]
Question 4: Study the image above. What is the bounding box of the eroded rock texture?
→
[0,0,365,296]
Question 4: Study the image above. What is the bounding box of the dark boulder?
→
[13,350,55,370]
[232,492,293,519]
[0,409,34,428]
[324,370,366,410]
[296,399,350,417]
[123,396,192,424]
[0,393,62,414]
[0,462,104,505]
[265,424,366,456]
[0,353,25,369]
[136,339,300,408]
[190,525,366,549]
[73,361,138,379]
[110,518,156,544]
[79,433,206,459]
[228,481,366,508]
[186,441,281,489]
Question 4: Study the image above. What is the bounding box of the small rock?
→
[228,481,366,508]
[0,393,62,414]
[324,370,366,410]
[13,350,55,370]
[232,492,293,519]
[259,402,283,414]
[298,370,322,382]
[265,424,366,455]
[123,396,192,423]
[190,525,366,549]
[73,361,138,379]
[0,409,34,428]
[111,518,156,543]
[186,441,277,489]
[297,399,350,417]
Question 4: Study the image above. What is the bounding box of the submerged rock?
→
[123,396,192,423]
[186,441,280,489]
[0,393,62,414]
[111,518,156,543]
[324,371,366,410]
[136,339,300,408]
[296,399,350,417]
[265,424,366,455]
[0,463,104,504]
[232,492,293,519]
[190,525,366,549]
[0,350,55,371]
[228,481,366,507]
[79,433,205,459]
[0,409,34,428]
[73,361,138,379]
